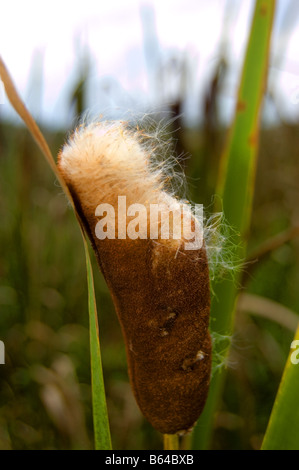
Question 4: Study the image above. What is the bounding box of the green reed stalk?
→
[192,0,276,449]
[163,434,179,450]
[261,324,299,449]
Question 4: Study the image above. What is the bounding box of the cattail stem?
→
[163,434,179,450]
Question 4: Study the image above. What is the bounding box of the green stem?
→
[261,324,299,450]
[163,434,179,450]
[192,0,276,449]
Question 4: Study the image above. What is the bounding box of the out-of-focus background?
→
[0,0,299,450]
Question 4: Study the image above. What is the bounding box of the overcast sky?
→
[1,0,299,128]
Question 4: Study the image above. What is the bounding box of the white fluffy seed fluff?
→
[58,120,201,249]
[59,121,164,208]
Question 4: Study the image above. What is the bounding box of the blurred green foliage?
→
[0,1,299,445]
[0,124,160,449]
[0,112,298,449]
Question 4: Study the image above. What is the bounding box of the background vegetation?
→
[0,0,299,450]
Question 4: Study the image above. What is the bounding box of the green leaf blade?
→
[84,238,112,450]
[261,325,299,450]
[192,0,276,449]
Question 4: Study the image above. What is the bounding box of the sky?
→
[1,0,299,129]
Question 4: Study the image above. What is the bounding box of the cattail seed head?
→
[58,120,211,434]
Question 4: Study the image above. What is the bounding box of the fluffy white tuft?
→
[59,120,165,209]
[59,119,239,272]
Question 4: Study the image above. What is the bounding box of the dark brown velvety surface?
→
[60,175,211,435]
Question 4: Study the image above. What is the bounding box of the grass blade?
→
[84,237,112,449]
[261,324,299,450]
[0,57,112,450]
[192,0,276,449]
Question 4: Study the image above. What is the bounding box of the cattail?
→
[57,120,211,435]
